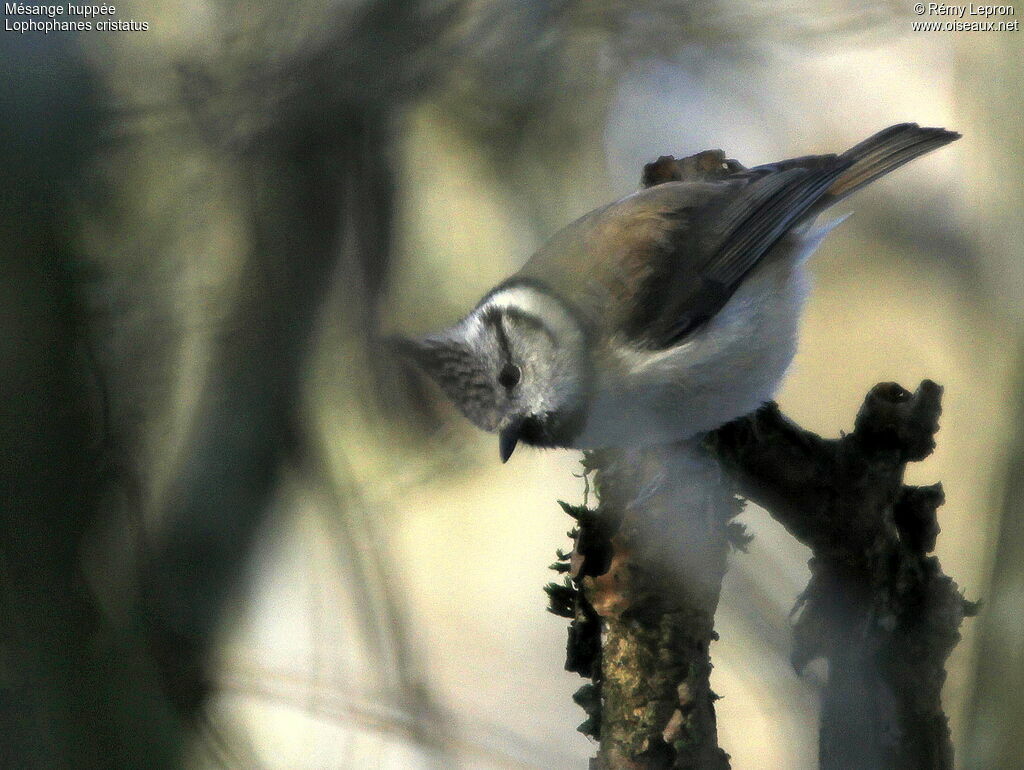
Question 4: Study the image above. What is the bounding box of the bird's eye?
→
[498,363,522,389]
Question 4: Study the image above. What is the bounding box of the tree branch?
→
[549,442,742,769]
[550,380,971,768]
[707,380,973,769]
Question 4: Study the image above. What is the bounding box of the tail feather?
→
[824,123,960,203]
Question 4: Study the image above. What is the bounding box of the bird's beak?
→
[499,423,521,463]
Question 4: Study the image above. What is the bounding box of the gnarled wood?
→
[550,380,971,769]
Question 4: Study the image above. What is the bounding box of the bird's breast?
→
[572,239,813,449]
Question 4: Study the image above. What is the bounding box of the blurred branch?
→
[137,130,347,710]
[0,35,185,768]
[220,664,562,769]
[290,430,451,762]
[707,381,974,770]
[137,0,458,718]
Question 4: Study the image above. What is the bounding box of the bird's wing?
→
[625,123,959,350]
[510,124,958,352]
[620,163,845,349]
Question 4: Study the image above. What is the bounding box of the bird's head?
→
[401,285,590,461]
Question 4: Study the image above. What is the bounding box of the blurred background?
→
[2,1,1023,767]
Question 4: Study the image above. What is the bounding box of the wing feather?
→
[634,123,958,349]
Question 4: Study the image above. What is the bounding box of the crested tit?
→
[402,123,959,462]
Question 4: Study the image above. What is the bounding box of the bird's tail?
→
[823,123,960,205]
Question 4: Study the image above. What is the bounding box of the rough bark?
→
[550,380,970,769]
[707,380,973,769]
[549,442,743,769]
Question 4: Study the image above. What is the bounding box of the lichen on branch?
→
[549,443,744,769]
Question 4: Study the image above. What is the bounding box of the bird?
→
[400,123,960,463]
